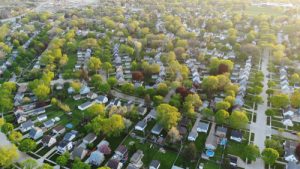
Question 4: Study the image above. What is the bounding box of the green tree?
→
[182,143,197,161]
[0,145,19,168]
[291,90,300,108]
[19,138,37,152]
[229,111,249,129]
[215,109,229,124]
[265,139,284,155]
[261,148,279,165]
[156,104,181,130]
[21,158,38,169]
[37,164,54,169]
[33,84,50,101]
[215,101,231,110]
[1,122,14,134]
[56,152,70,166]
[9,131,23,143]
[243,144,260,162]
[88,57,102,73]
[270,94,290,109]
[72,157,91,169]
[85,104,105,119]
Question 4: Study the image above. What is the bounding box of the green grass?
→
[226,141,247,161]
[123,137,177,169]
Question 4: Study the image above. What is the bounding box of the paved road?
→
[247,49,272,169]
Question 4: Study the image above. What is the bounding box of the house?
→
[88,150,105,166]
[107,159,122,169]
[197,122,209,133]
[283,115,294,127]
[95,95,108,104]
[43,119,55,128]
[83,133,97,144]
[129,150,144,168]
[87,92,98,99]
[20,120,34,133]
[72,146,87,160]
[138,107,147,116]
[57,140,73,154]
[80,85,91,95]
[284,140,298,162]
[215,126,227,137]
[15,114,27,124]
[37,114,47,122]
[29,127,43,140]
[135,120,147,132]
[78,101,94,111]
[230,130,243,142]
[149,160,160,169]
[188,130,198,141]
[151,123,163,135]
[63,131,77,141]
[284,110,294,117]
[115,145,128,160]
[52,125,66,135]
[41,135,56,147]
[31,107,46,116]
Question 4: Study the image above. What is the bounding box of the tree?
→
[72,157,91,169]
[21,158,38,169]
[0,145,19,168]
[229,111,249,129]
[56,152,70,166]
[102,62,112,76]
[215,101,231,110]
[261,148,279,165]
[70,81,81,93]
[202,76,219,97]
[265,109,276,117]
[9,131,23,143]
[85,104,105,119]
[19,138,37,152]
[37,164,54,169]
[121,83,134,95]
[157,83,169,96]
[182,143,197,161]
[265,139,284,155]
[107,77,117,87]
[1,122,14,134]
[168,127,182,143]
[291,90,300,108]
[156,104,181,130]
[185,94,202,107]
[270,94,290,109]
[33,84,50,101]
[243,144,260,162]
[215,109,229,124]
[202,108,214,118]
[88,57,102,73]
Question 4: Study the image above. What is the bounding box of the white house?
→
[135,120,147,132]
[95,95,108,104]
[58,140,73,154]
[188,131,198,141]
[78,101,94,111]
[20,120,34,133]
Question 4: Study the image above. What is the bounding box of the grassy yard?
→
[123,137,177,169]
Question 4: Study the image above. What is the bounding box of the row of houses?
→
[234,56,252,107]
